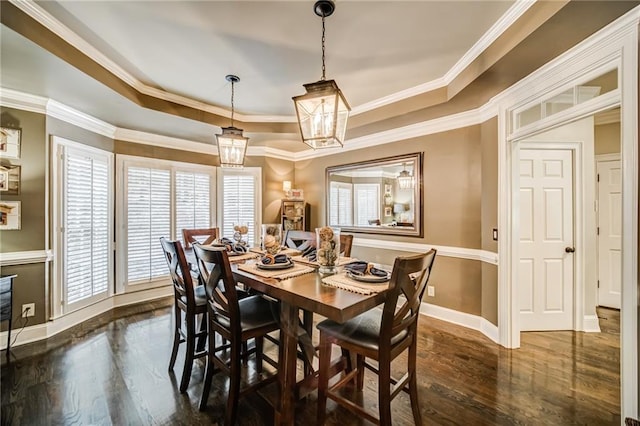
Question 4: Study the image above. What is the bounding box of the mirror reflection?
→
[326,153,423,237]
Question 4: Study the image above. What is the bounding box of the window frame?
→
[115,155,216,293]
[216,167,262,247]
[52,136,115,318]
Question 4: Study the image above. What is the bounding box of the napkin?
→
[216,238,247,254]
[343,261,388,277]
[260,253,290,265]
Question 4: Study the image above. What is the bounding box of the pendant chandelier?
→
[216,75,248,168]
[397,163,414,190]
[292,0,350,149]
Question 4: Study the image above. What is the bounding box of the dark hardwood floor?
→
[1,303,620,425]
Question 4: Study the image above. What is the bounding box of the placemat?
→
[237,262,315,280]
[249,247,302,257]
[321,272,389,295]
[290,256,357,267]
[228,252,260,263]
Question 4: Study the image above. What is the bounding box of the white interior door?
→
[519,148,575,331]
[597,158,622,309]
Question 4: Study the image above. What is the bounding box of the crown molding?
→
[115,128,213,154]
[0,87,47,113]
[47,99,116,138]
[594,108,621,125]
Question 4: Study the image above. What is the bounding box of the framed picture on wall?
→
[0,201,21,230]
[384,184,392,194]
[290,189,304,200]
[0,127,21,160]
[384,206,392,217]
[0,164,20,195]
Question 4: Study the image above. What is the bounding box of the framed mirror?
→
[326,152,423,237]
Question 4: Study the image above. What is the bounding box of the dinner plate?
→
[256,260,294,270]
[346,270,390,283]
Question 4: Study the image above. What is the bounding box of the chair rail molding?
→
[0,250,53,266]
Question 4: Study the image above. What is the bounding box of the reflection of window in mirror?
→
[326,152,423,237]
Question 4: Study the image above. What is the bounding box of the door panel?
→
[519,148,574,331]
[597,159,622,309]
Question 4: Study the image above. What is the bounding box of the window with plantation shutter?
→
[354,183,380,226]
[117,156,216,291]
[218,168,261,247]
[53,138,114,315]
[126,167,171,283]
[175,171,211,244]
[330,181,353,226]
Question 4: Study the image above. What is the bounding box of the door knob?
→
[565,247,575,253]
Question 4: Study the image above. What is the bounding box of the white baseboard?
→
[583,314,602,332]
[0,286,173,350]
[419,302,500,344]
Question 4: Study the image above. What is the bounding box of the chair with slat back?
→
[159,237,208,393]
[182,227,219,249]
[193,244,280,425]
[316,249,437,425]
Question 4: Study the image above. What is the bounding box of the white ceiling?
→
[2,0,517,146]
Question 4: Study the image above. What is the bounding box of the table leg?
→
[276,301,298,426]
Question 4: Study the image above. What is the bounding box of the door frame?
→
[497,9,638,419]
[515,141,583,333]
[595,152,622,309]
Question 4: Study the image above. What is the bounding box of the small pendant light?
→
[216,75,248,168]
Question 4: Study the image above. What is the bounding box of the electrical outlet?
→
[22,303,35,318]
[427,286,435,297]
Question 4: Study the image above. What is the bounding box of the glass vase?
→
[261,224,282,255]
[316,226,340,274]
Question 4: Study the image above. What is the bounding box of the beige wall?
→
[295,122,494,317]
[481,117,499,325]
[594,121,621,155]
[1,107,48,327]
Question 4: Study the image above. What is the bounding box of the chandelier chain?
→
[321,14,326,81]
[230,79,235,127]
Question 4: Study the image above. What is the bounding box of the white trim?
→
[352,237,498,265]
[583,315,602,333]
[595,153,621,162]
[0,250,53,266]
[0,285,172,350]
[594,109,621,126]
[419,302,500,344]
[46,99,116,138]
[0,87,47,113]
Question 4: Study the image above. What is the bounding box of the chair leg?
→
[356,354,365,391]
[317,332,331,426]
[179,313,196,393]
[408,339,422,426]
[168,305,181,371]
[242,341,249,365]
[378,357,392,425]
[303,310,314,376]
[225,339,242,426]
[255,336,264,375]
[342,349,353,373]
[196,312,207,352]
[199,325,216,411]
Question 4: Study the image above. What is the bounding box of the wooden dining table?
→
[232,260,388,426]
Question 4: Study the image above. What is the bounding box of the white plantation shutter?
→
[330,182,353,226]
[62,146,112,307]
[221,172,258,246]
[126,167,171,283]
[175,171,211,243]
[354,184,380,226]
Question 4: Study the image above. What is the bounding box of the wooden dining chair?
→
[284,229,353,256]
[193,244,280,425]
[316,249,437,425]
[182,227,219,249]
[159,237,208,393]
